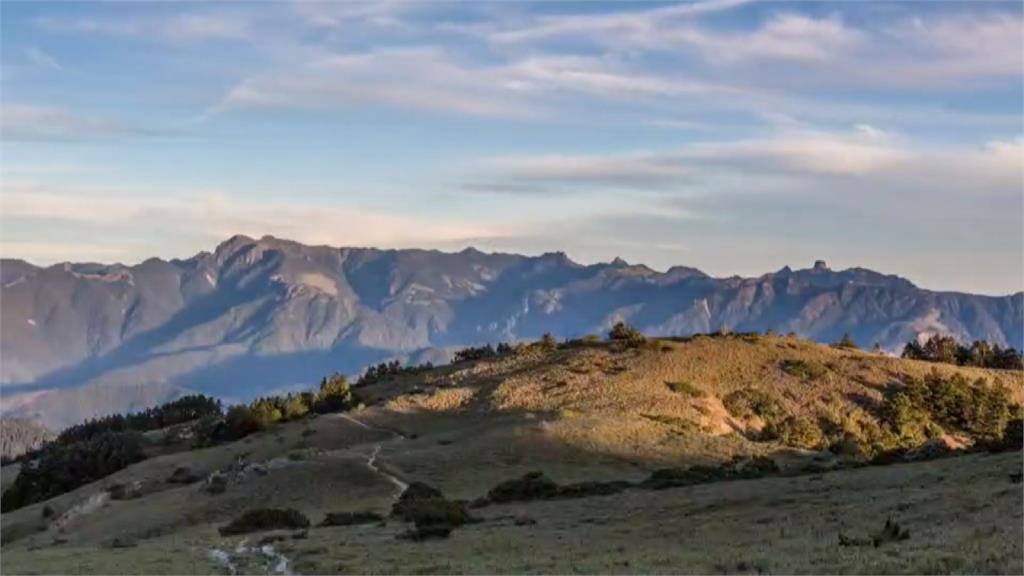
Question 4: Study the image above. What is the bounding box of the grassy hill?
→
[1,333,1020,574]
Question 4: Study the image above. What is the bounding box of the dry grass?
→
[2,334,1021,574]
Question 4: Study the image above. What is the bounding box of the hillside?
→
[2,235,1021,430]
[1,335,1021,574]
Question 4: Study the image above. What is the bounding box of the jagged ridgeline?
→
[2,235,1022,430]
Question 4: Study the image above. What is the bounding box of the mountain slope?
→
[1,336,1021,574]
[2,235,1021,429]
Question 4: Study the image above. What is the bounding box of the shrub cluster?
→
[224,373,356,440]
[722,388,785,425]
[882,371,1013,443]
[607,322,646,345]
[902,336,1022,370]
[1,430,147,512]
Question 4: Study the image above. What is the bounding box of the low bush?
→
[391,482,472,540]
[722,388,785,425]
[766,416,824,449]
[665,381,704,398]
[882,371,1012,443]
[780,359,828,381]
[219,508,311,536]
[487,471,560,503]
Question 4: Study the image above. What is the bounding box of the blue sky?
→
[1,0,1021,294]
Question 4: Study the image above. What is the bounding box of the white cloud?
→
[219,47,538,118]
[469,128,1023,193]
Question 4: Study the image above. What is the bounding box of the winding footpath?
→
[207,412,409,575]
[336,413,409,499]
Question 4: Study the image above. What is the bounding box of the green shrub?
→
[224,405,265,440]
[538,333,558,352]
[833,333,859,350]
[665,381,705,398]
[883,371,1011,441]
[313,373,354,414]
[766,416,824,449]
[780,359,828,381]
[723,388,785,425]
[608,322,645,344]
[219,508,310,536]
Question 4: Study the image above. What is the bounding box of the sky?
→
[1,0,1022,294]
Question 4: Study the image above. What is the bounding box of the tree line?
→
[901,335,1023,370]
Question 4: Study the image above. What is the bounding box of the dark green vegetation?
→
[902,336,1023,370]
[356,360,434,387]
[391,482,473,540]
[608,322,646,344]
[833,333,860,350]
[54,395,222,447]
[882,371,1016,443]
[719,369,1021,457]
[1,431,146,512]
[1,375,359,512]
[223,373,356,439]
[219,508,311,536]
[723,388,785,424]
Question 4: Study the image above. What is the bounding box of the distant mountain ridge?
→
[2,235,1021,429]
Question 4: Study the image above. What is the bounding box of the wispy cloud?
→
[36,11,251,42]
[0,104,153,142]
[467,128,1023,195]
[24,47,62,71]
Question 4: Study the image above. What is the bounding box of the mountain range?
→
[2,234,1021,429]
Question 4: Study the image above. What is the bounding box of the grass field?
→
[1,335,1021,574]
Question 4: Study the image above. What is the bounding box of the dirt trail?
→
[335,413,409,499]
